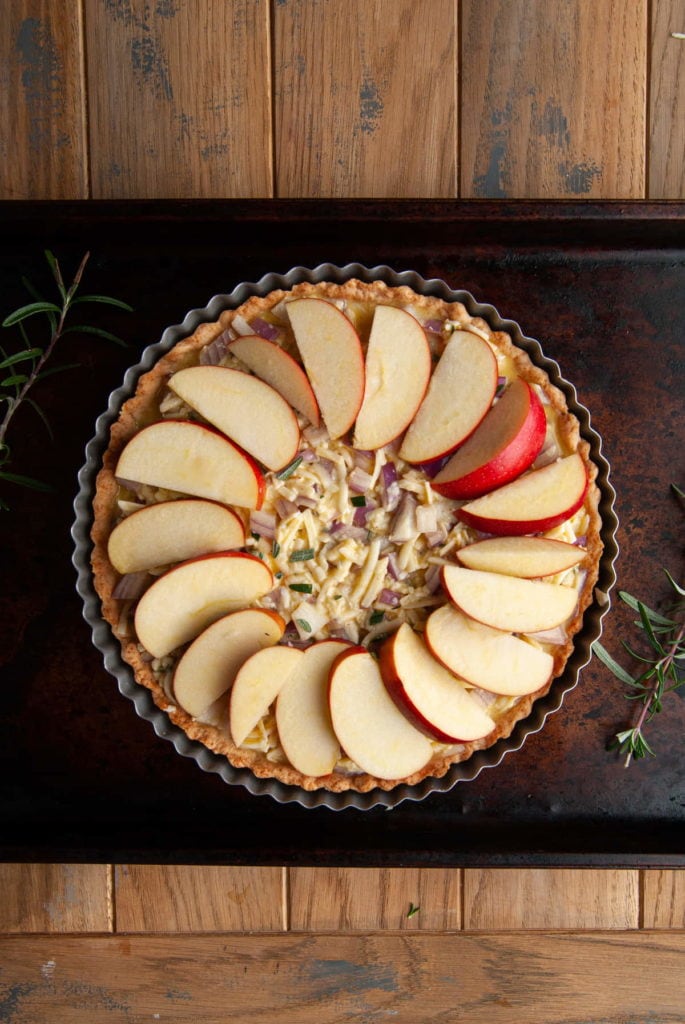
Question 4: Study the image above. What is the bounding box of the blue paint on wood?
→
[15,18,66,152]
[559,160,602,193]
[359,76,384,135]
[307,959,398,997]
[473,143,508,198]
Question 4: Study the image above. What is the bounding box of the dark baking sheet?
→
[0,199,683,866]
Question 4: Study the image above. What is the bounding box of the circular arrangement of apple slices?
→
[92,278,602,793]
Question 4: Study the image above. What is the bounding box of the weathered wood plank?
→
[461,0,647,198]
[649,0,685,197]
[0,933,683,1021]
[273,0,457,197]
[0,0,87,199]
[289,868,461,931]
[643,870,685,928]
[114,865,285,932]
[463,869,640,930]
[84,0,272,199]
[0,865,111,934]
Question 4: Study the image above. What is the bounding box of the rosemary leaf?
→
[2,301,61,328]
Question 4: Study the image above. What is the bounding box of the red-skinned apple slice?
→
[168,366,300,471]
[441,565,578,633]
[134,552,273,658]
[115,420,265,510]
[457,453,589,535]
[230,645,304,747]
[228,335,320,426]
[286,297,365,439]
[432,379,546,499]
[353,305,431,450]
[425,604,554,696]
[173,608,286,720]
[327,647,433,780]
[456,536,586,578]
[108,499,245,574]
[378,624,495,744]
[275,639,349,776]
[399,331,497,464]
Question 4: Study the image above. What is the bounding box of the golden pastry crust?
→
[91,277,603,793]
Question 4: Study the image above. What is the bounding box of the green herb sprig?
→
[0,250,132,508]
[593,494,684,767]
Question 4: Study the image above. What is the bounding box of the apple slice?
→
[228,335,320,426]
[432,379,546,498]
[441,565,578,633]
[115,420,265,510]
[456,536,586,578]
[134,552,273,658]
[275,639,348,777]
[399,331,497,464]
[168,366,300,472]
[378,624,495,743]
[286,297,365,439]
[230,645,304,747]
[107,499,245,574]
[353,305,432,450]
[173,608,286,720]
[328,647,433,780]
[457,452,589,535]
[425,604,554,696]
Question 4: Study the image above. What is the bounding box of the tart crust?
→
[91,278,603,793]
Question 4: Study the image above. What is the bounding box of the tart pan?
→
[72,262,619,811]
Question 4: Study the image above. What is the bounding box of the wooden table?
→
[1,3,684,1021]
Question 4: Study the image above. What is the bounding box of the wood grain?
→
[460,0,647,198]
[84,0,272,199]
[114,865,285,932]
[289,868,461,931]
[0,932,683,1022]
[463,869,640,930]
[0,865,111,934]
[643,870,685,928]
[649,0,685,197]
[273,0,457,197]
[0,0,87,198]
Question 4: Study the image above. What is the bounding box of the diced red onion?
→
[112,571,151,600]
[329,522,368,542]
[115,476,144,496]
[424,318,444,334]
[295,494,318,510]
[573,535,587,548]
[348,466,373,493]
[274,497,299,520]
[378,588,402,607]
[249,509,277,539]
[231,314,253,336]
[199,329,233,365]
[469,687,498,709]
[380,462,401,511]
[250,317,280,341]
[352,449,374,473]
[424,563,443,594]
[386,552,406,581]
[525,625,568,645]
[299,448,318,463]
[353,505,370,527]
[533,440,561,469]
[389,493,417,543]
[419,453,451,478]
[416,504,439,534]
[303,424,330,445]
[425,526,448,547]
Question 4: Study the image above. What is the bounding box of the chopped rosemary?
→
[289,547,315,562]
[369,610,385,625]
[407,902,420,918]
[272,541,280,557]
[295,618,312,632]
[289,583,313,594]
[351,495,366,507]
[276,456,302,480]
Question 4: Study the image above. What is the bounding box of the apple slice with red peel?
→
[173,608,286,720]
[230,645,304,747]
[168,366,300,472]
[441,565,578,633]
[287,297,365,439]
[353,305,432,450]
[399,331,498,464]
[425,604,554,696]
[228,335,320,426]
[458,453,589,536]
[378,624,495,744]
[432,379,546,499]
[108,499,245,574]
[116,420,265,510]
[275,639,349,776]
[134,552,273,658]
[328,647,433,780]
[457,536,586,578]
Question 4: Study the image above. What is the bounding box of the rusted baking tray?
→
[0,199,683,866]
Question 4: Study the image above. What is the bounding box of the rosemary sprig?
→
[593,564,685,768]
[0,250,132,508]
